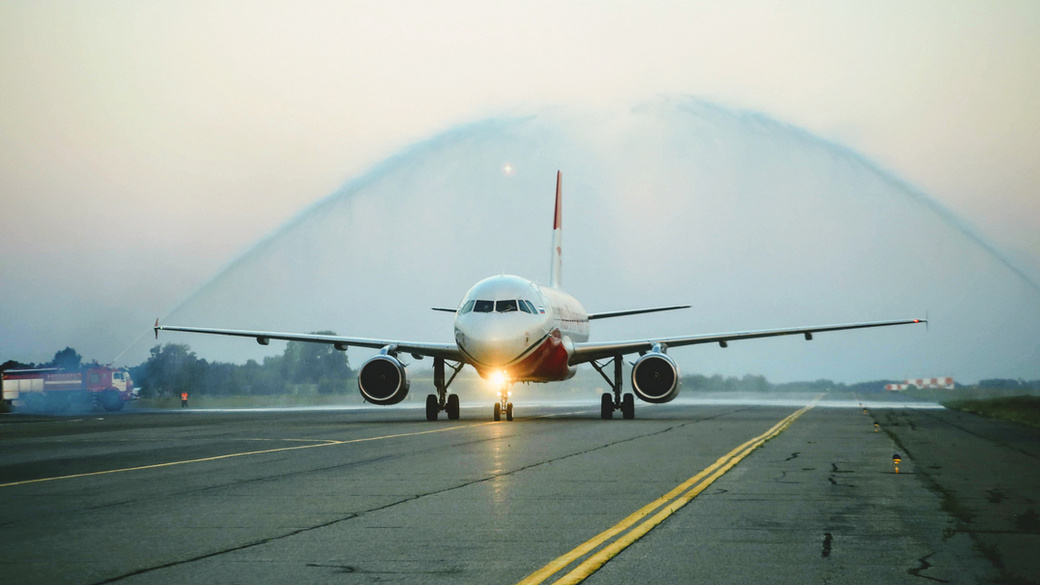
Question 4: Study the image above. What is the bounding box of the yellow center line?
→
[0,421,496,489]
[517,399,818,585]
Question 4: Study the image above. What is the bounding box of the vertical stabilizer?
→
[549,171,563,289]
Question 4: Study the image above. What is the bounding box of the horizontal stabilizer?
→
[587,305,691,320]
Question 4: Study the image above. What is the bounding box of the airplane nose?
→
[456,319,526,367]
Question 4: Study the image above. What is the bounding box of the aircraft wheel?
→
[621,393,635,419]
[100,388,124,412]
[493,402,502,421]
[600,393,614,420]
[446,394,460,420]
[425,394,439,421]
[506,402,513,421]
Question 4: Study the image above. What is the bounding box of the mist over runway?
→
[137,99,1039,383]
[2,400,1034,584]
[138,394,948,415]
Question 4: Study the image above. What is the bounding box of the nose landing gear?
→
[493,385,513,421]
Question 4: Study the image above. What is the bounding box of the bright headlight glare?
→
[489,371,508,388]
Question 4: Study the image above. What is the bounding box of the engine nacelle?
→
[358,354,410,405]
[631,352,681,403]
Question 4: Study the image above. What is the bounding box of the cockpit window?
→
[495,300,518,313]
[467,299,538,315]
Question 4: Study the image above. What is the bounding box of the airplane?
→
[155,171,926,421]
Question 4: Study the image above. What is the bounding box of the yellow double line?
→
[517,400,818,585]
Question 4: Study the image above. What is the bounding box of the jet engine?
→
[631,351,680,403]
[358,354,410,405]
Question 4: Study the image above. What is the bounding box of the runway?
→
[1,398,1037,584]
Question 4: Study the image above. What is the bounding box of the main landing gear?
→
[493,387,514,422]
[590,354,635,420]
[425,358,465,421]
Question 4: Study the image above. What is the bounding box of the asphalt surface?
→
[1,397,1037,585]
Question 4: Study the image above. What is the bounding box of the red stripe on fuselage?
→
[473,332,571,383]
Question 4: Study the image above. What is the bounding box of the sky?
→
[1,1,1038,383]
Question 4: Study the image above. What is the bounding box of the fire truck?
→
[1,363,137,412]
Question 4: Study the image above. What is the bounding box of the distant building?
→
[885,377,955,391]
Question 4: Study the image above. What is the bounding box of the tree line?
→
[1,334,353,398]
[131,334,353,398]
[680,373,884,393]
[1,346,84,372]
[680,373,1040,394]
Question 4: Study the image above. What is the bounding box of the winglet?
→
[910,314,928,333]
[154,318,160,340]
[549,171,563,289]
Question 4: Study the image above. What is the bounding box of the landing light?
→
[489,370,509,388]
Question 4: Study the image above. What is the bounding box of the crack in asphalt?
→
[90,513,361,584]
[305,563,355,573]
[305,562,463,576]
[907,552,951,583]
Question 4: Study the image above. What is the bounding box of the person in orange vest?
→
[181,391,188,408]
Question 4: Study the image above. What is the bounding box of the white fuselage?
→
[453,275,589,382]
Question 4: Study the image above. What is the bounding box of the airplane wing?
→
[570,318,925,365]
[154,322,464,362]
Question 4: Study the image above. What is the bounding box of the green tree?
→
[281,332,353,393]
[741,374,770,393]
[1,359,36,371]
[49,347,82,370]
[139,344,203,397]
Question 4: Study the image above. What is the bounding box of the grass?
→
[943,395,1040,430]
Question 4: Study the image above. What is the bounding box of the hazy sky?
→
[1,1,1038,382]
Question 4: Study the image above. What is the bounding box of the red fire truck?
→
[1,363,137,412]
